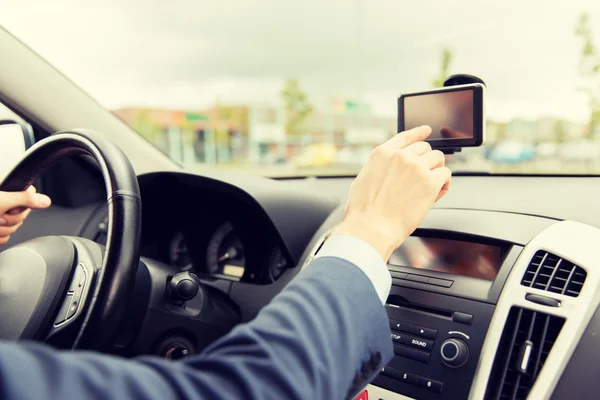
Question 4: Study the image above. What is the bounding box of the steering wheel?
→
[0,129,141,351]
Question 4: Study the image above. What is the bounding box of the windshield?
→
[3,0,600,177]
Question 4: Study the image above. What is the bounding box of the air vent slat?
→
[544,259,561,290]
[531,315,551,380]
[509,374,522,400]
[485,307,565,400]
[521,251,586,297]
[527,252,548,288]
[494,308,524,400]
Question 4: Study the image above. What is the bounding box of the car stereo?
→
[371,234,522,400]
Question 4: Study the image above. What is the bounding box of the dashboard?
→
[4,169,600,400]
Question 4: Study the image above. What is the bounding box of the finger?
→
[0,236,10,245]
[431,167,452,202]
[383,125,432,150]
[0,208,31,226]
[8,207,26,215]
[0,187,51,212]
[403,141,432,157]
[419,150,446,169]
[0,222,23,236]
[6,185,36,216]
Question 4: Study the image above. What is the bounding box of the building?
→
[114,101,396,167]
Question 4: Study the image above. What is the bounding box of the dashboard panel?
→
[137,174,298,285]
[3,163,600,400]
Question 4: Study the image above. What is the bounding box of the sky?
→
[1,0,600,122]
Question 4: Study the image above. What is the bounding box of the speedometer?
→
[169,232,192,271]
[206,222,245,278]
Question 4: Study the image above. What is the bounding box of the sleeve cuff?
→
[314,235,391,304]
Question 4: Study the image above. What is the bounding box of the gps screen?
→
[403,89,474,141]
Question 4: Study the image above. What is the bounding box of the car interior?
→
[2,6,600,400]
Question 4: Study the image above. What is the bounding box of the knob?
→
[440,338,469,367]
[157,336,195,360]
[164,345,190,360]
[168,272,200,302]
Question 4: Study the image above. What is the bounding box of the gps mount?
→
[440,74,486,155]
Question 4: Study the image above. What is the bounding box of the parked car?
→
[487,140,536,164]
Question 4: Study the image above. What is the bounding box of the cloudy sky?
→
[1,0,599,122]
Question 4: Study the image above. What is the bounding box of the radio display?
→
[389,237,504,281]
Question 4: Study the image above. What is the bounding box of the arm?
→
[0,125,451,400]
[0,254,391,400]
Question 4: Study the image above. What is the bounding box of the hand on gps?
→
[331,125,452,262]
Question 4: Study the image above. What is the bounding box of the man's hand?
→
[331,125,451,262]
[0,186,52,245]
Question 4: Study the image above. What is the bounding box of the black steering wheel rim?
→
[0,129,142,350]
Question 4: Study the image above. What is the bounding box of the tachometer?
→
[206,222,245,278]
[169,232,193,271]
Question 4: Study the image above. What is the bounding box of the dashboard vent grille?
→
[485,307,564,400]
[521,250,586,297]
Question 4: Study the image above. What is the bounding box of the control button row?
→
[388,319,437,339]
[390,331,434,351]
[380,365,443,393]
[389,272,453,288]
[54,264,87,326]
[394,344,430,363]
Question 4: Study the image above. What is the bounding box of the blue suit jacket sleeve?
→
[0,256,393,400]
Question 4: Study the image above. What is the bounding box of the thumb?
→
[0,186,52,213]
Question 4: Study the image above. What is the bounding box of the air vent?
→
[485,307,564,400]
[521,251,586,297]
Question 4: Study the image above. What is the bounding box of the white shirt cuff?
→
[314,235,391,305]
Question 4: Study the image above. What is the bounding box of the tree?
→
[553,119,567,143]
[432,48,453,88]
[575,13,600,137]
[280,78,313,137]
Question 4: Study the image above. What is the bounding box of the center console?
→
[370,232,523,400]
[299,207,583,400]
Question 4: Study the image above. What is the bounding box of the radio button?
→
[417,377,443,393]
[405,274,429,283]
[398,371,418,385]
[390,332,404,343]
[452,311,474,325]
[389,319,411,333]
[410,324,437,339]
[394,345,430,363]
[427,277,453,288]
[390,271,408,279]
[380,365,404,381]
[407,336,433,351]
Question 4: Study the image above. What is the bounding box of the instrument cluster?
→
[166,221,289,284]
